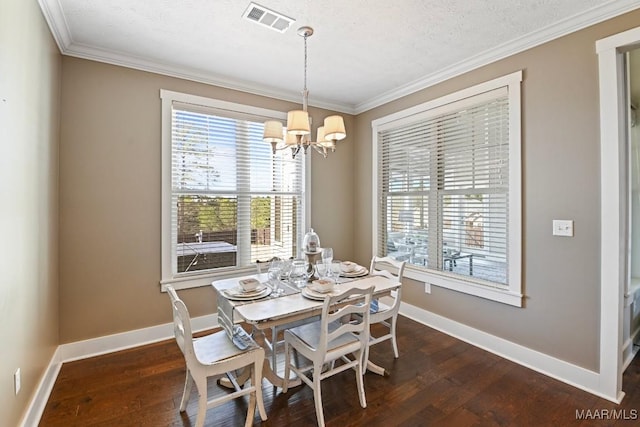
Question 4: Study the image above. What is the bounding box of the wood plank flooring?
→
[40,316,640,426]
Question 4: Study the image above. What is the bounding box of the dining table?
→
[212,271,402,389]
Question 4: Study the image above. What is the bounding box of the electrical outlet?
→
[552,219,574,237]
[14,368,21,395]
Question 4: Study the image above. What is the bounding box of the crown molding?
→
[38,0,639,116]
[354,0,640,114]
[62,42,356,115]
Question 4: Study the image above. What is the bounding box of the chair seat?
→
[287,320,360,357]
[193,330,260,365]
[370,301,392,322]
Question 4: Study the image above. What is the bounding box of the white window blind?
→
[161,91,306,287]
[373,72,522,305]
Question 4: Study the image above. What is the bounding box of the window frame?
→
[371,71,523,306]
[160,89,311,290]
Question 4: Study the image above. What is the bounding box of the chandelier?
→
[263,26,346,158]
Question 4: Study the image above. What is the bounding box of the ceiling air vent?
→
[242,2,294,33]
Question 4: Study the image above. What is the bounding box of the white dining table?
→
[212,273,401,389]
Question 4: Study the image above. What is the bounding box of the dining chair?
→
[282,286,374,427]
[166,285,267,427]
[368,256,406,359]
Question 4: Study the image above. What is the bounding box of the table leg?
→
[366,360,389,376]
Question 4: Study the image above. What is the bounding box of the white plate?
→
[340,268,369,278]
[225,284,268,297]
[301,287,336,301]
[224,286,272,301]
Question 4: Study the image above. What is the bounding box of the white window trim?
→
[372,71,523,306]
[159,89,311,291]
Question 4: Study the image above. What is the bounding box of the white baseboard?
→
[399,302,621,404]
[20,313,218,426]
[58,313,217,363]
[19,347,62,427]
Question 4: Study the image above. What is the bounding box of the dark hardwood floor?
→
[40,316,640,426]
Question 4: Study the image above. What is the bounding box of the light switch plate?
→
[553,220,574,237]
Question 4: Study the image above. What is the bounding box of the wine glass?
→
[268,260,284,296]
[321,247,333,266]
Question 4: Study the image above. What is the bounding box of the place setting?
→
[302,277,340,300]
[223,278,272,301]
[339,261,368,278]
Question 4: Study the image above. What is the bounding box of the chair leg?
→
[364,341,371,376]
[282,342,291,393]
[271,326,278,373]
[355,353,367,409]
[244,387,257,427]
[194,378,208,427]
[390,314,399,358]
[312,365,325,427]
[179,369,193,412]
[254,359,268,421]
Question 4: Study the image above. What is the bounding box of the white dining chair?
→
[368,256,406,359]
[282,286,374,427]
[166,285,267,427]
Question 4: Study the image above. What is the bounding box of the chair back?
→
[166,285,197,364]
[216,289,236,340]
[369,256,406,281]
[318,286,374,357]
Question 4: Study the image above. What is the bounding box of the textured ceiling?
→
[39,0,640,113]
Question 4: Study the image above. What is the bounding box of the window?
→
[372,71,522,306]
[160,90,308,289]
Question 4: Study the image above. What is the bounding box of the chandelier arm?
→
[311,144,328,158]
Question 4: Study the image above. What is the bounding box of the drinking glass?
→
[289,259,309,289]
[268,260,284,296]
[316,260,328,279]
[330,260,342,283]
[321,247,334,265]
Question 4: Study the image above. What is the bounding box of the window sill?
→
[160,266,258,292]
[404,265,523,307]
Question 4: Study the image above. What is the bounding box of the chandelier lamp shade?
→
[263,26,346,158]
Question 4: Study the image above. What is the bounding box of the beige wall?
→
[17,4,640,419]
[58,58,355,342]
[354,9,640,371]
[0,0,61,425]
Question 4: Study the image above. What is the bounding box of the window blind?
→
[378,89,509,287]
[170,103,305,276]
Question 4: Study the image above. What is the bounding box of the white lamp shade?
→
[287,110,311,135]
[323,115,346,141]
[316,126,326,142]
[263,120,284,143]
[285,132,299,146]
[316,126,335,148]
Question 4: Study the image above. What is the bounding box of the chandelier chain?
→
[303,33,308,111]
